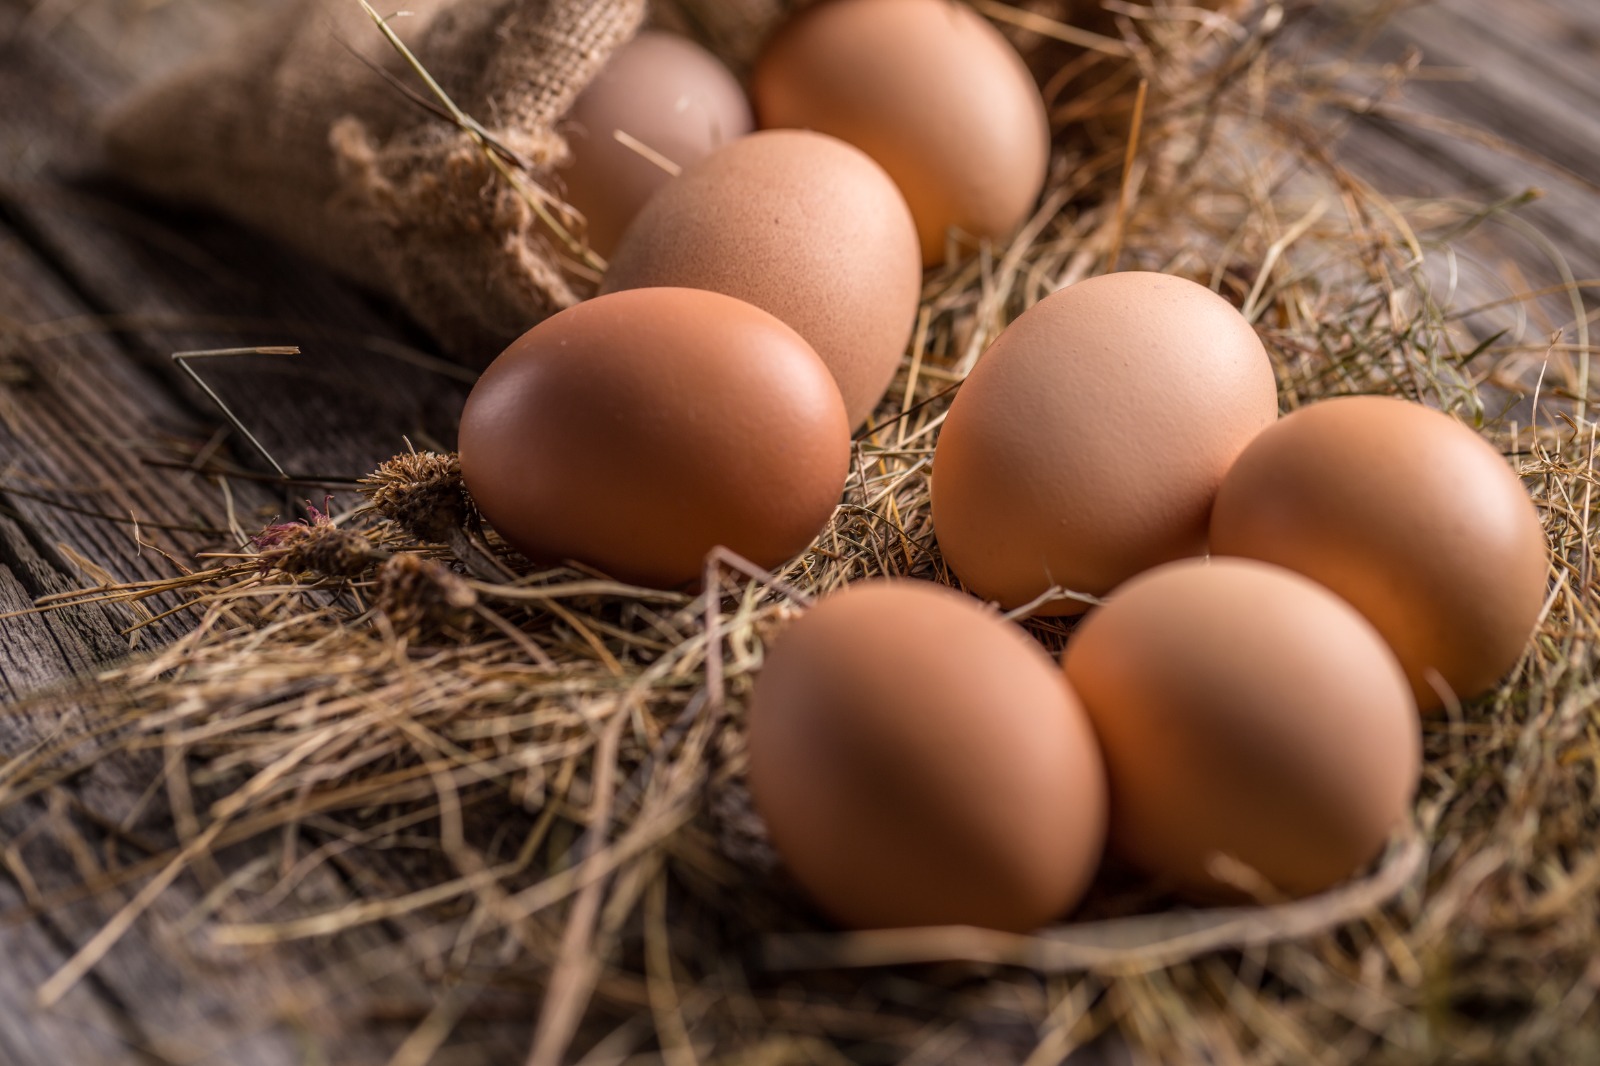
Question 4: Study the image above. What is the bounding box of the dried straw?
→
[4,1,1598,1063]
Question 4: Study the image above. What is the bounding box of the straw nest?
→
[5,1,1598,1063]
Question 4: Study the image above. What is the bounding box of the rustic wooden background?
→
[1,0,1597,1062]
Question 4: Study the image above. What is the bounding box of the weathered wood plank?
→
[0,511,467,1066]
[0,223,533,1063]
[1,0,473,484]
[0,7,528,1063]
[0,252,397,1062]
[1316,0,1600,288]
[0,224,255,649]
[0,506,314,1066]
[0,543,158,1066]
[0,194,528,1066]
[0,898,151,1066]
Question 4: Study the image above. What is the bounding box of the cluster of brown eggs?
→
[463,0,1049,586]
[458,0,1550,932]
[746,309,1546,932]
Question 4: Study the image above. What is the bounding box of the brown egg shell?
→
[1210,394,1551,710]
[753,0,1050,266]
[600,129,922,429]
[1063,557,1421,901]
[458,287,850,590]
[559,31,752,259]
[747,579,1108,932]
[932,271,1279,614]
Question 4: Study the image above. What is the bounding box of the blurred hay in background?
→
[3,1,1598,1063]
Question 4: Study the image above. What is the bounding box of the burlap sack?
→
[103,0,723,363]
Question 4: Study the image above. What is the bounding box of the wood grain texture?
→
[1,0,472,484]
[0,243,432,1065]
[0,6,499,1056]
[1317,0,1600,329]
[0,513,295,1066]
[0,0,1597,1062]
[0,509,159,1064]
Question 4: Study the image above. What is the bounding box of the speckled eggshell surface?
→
[753,0,1050,266]
[559,31,753,259]
[457,288,850,590]
[932,271,1279,614]
[1211,395,1550,709]
[599,129,922,428]
[747,580,1108,932]
[1063,558,1420,900]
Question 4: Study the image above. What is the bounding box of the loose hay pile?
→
[5,1,1600,1063]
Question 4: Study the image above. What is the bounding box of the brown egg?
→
[932,271,1278,615]
[753,0,1050,266]
[1210,395,1550,710]
[560,31,753,258]
[1063,558,1420,900]
[458,288,849,589]
[747,580,1107,932]
[600,129,921,428]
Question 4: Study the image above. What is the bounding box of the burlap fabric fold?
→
[105,0,658,363]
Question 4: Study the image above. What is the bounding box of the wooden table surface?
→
[2,1,1597,1063]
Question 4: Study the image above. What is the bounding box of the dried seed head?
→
[376,552,479,640]
[253,503,383,579]
[361,451,473,545]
